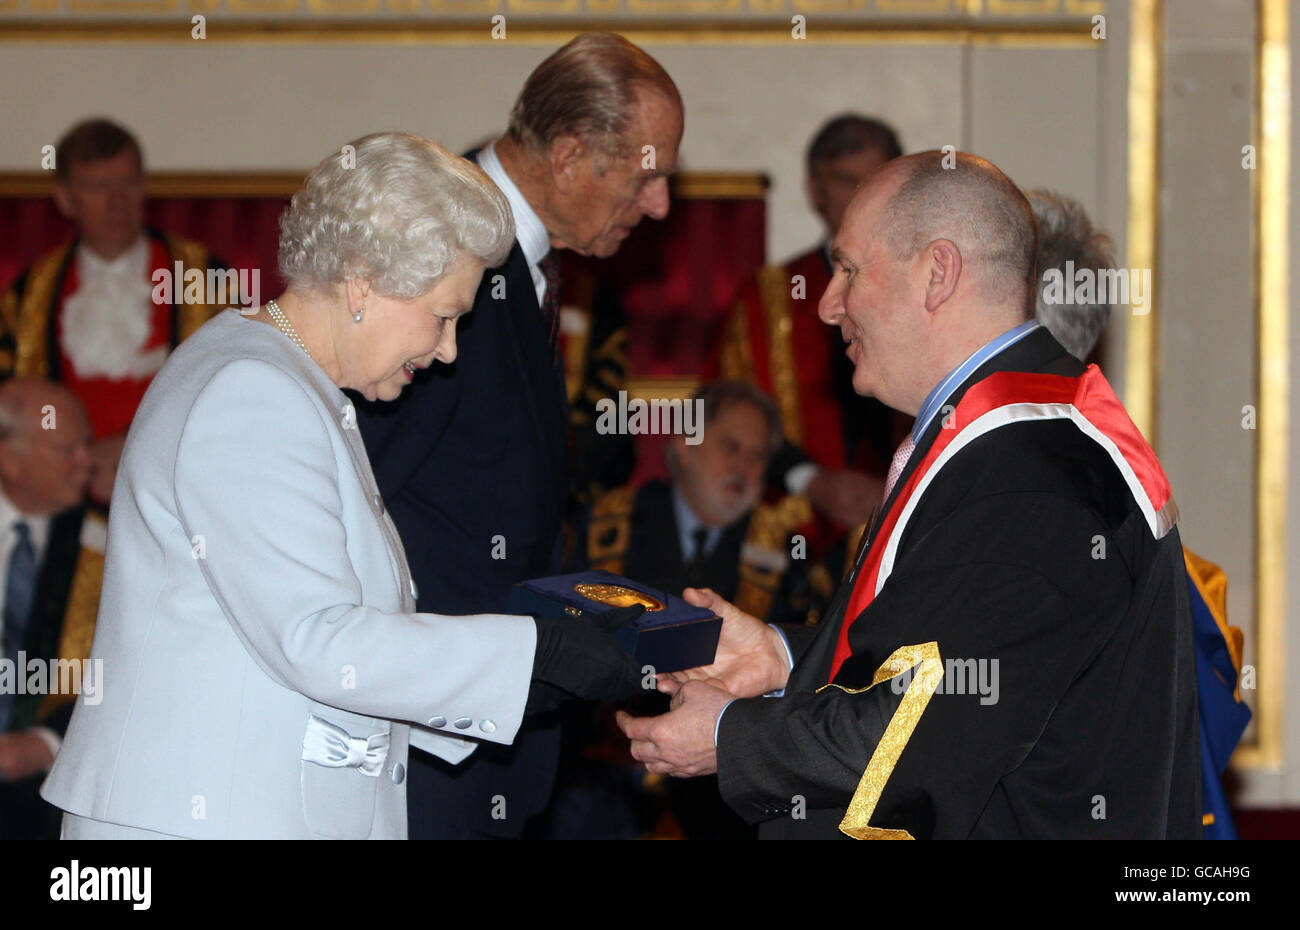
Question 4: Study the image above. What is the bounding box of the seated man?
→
[579,380,814,626]
[0,118,231,508]
[0,379,99,840]
[558,380,819,839]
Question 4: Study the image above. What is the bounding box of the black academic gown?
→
[717,327,1202,839]
[0,505,86,840]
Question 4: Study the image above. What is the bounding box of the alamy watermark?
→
[1041,261,1152,315]
[151,264,261,314]
[0,653,102,705]
[889,656,999,705]
[595,391,704,445]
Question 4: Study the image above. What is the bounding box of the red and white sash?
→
[829,365,1178,682]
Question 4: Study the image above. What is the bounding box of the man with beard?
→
[562,380,810,838]
[580,380,810,626]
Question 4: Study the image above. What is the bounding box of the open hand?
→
[658,587,790,700]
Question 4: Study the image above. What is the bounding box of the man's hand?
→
[616,679,734,777]
[89,432,127,504]
[806,467,882,528]
[660,587,790,699]
[0,730,55,781]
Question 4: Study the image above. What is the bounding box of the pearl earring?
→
[354,307,364,323]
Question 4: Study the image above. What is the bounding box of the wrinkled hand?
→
[89,433,127,504]
[806,467,881,528]
[659,588,789,700]
[616,679,734,777]
[0,730,55,781]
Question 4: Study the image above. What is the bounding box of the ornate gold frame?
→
[1236,0,1287,770]
[0,20,1100,43]
[0,169,766,198]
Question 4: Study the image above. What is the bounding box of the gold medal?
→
[573,583,664,612]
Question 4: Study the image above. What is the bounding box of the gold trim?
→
[1235,0,1288,770]
[507,0,581,10]
[1124,0,1160,444]
[671,172,769,199]
[65,0,176,9]
[36,538,105,723]
[627,377,697,402]
[824,641,944,840]
[626,0,744,11]
[0,21,1103,45]
[0,169,765,200]
[11,243,68,380]
[307,0,382,10]
[757,265,803,443]
[718,297,756,385]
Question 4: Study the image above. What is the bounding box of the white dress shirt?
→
[476,141,554,308]
[0,484,51,631]
[62,235,166,380]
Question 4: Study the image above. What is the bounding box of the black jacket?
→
[0,504,87,840]
[717,327,1202,839]
[355,230,569,837]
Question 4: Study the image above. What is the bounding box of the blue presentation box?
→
[508,570,721,674]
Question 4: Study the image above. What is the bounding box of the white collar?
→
[77,235,148,280]
[476,141,551,269]
[0,482,51,556]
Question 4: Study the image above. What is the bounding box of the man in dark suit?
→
[568,380,816,839]
[619,151,1201,839]
[580,380,812,627]
[0,379,97,840]
[356,33,683,839]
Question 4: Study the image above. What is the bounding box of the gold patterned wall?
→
[0,0,1107,23]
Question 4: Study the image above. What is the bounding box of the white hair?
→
[1029,188,1117,360]
[278,132,515,299]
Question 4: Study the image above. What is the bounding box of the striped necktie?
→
[537,252,562,364]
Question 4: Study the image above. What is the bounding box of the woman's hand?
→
[525,605,647,714]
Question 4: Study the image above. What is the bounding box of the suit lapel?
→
[495,243,568,501]
[25,507,84,657]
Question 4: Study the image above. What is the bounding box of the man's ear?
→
[52,184,75,221]
[548,136,586,194]
[922,238,962,313]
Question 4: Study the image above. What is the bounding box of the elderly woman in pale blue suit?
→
[41,133,640,839]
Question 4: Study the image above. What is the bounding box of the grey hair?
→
[278,132,515,299]
[504,32,681,162]
[1028,189,1118,360]
[665,380,784,475]
[884,151,1038,314]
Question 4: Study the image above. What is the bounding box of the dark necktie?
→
[685,526,711,589]
[537,252,562,364]
[1,521,37,729]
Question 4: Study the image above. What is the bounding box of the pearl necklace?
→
[265,299,313,361]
